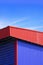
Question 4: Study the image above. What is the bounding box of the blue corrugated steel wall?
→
[0,40,15,65]
[18,40,43,65]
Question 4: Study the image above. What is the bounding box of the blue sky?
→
[0,0,43,32]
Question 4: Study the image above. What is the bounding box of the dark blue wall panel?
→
[18,40,43,65]
[0,40,15,65]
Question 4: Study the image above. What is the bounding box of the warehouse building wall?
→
[0,38,16,65]
[18,40,43,65]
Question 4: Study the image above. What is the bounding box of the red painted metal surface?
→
[0,26,43,46]
[0,26,10,39]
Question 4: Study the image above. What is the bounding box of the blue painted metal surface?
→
[0,40,15,65]
[18,40,43,65]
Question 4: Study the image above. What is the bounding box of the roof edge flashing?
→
[0,26,10,39]
[0,26,43,46]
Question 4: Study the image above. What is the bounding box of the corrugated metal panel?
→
[0,40,16,65]
[18,40,43,65]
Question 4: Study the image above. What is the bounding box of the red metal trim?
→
[0,26,43,46]
[0,26,10,39]
[15,40,18,65]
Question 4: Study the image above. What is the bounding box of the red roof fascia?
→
[0,26,43,46]
[0,26,10,39]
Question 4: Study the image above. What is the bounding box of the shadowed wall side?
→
[0,38,17,65]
